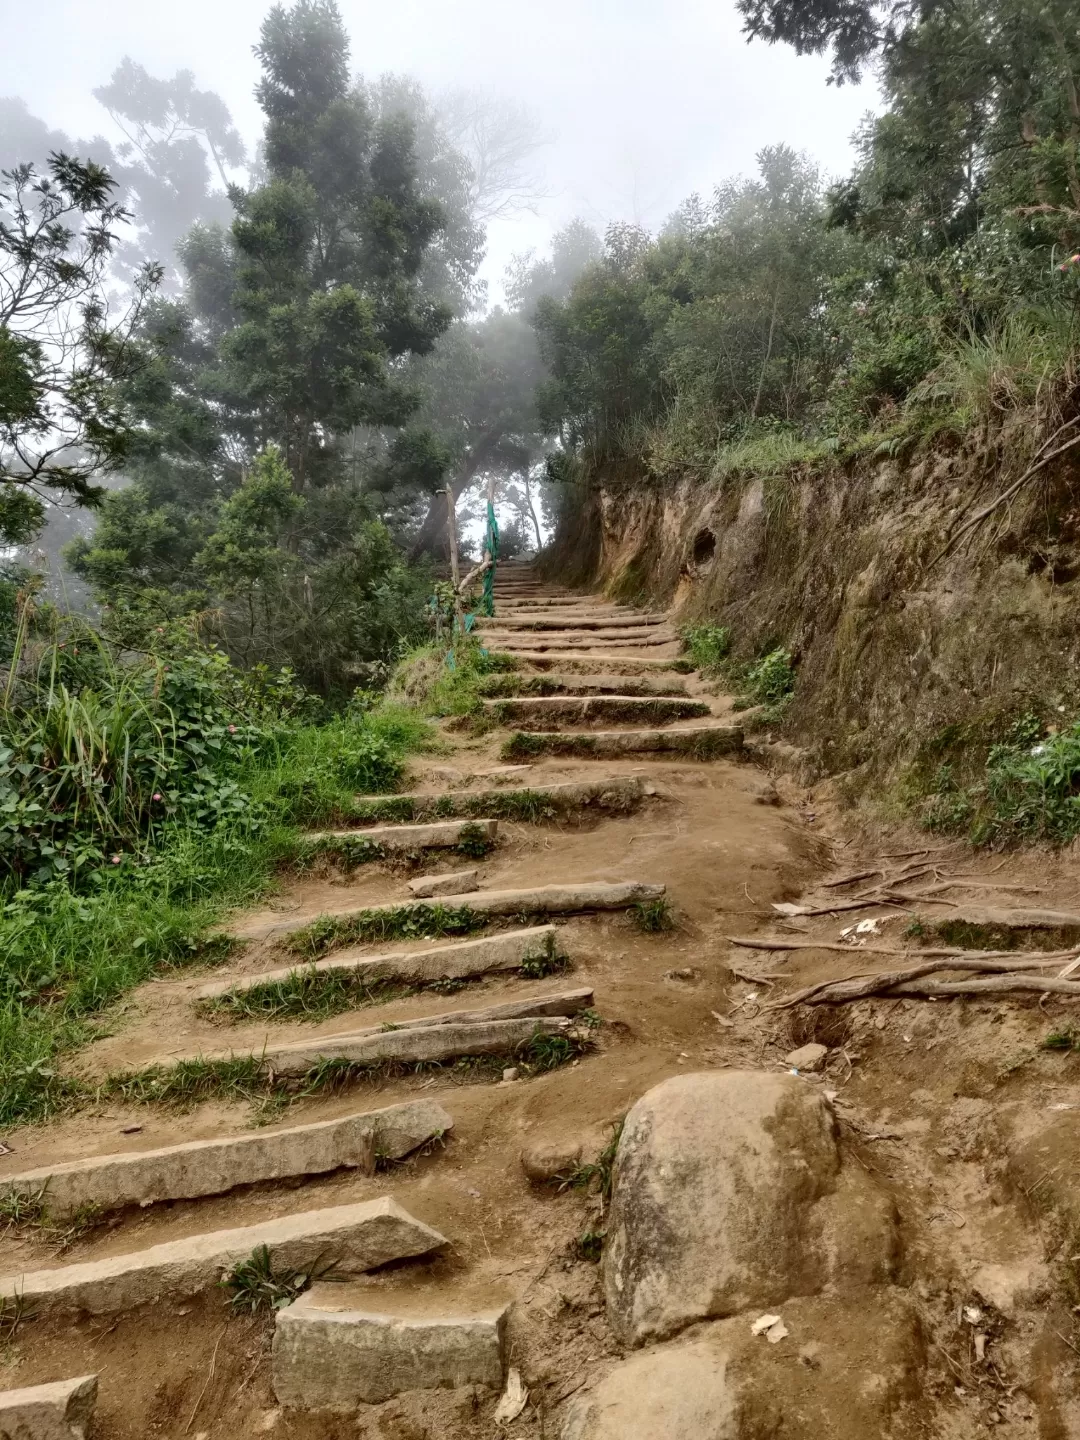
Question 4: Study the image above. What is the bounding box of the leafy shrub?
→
[733,648,796,719]
[681,624,731,675]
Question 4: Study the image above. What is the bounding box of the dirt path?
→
[5,563,1080,1437]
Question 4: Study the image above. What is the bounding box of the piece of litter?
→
[0,1142,12,1156]
[712,1010,735,1028]
[766,1319,789,1343]
[963,1305,984,1325]
[974,1333,987,1362]
[495,1368,528,1424]
[772,902,812,917]
[752,1313,782,1336]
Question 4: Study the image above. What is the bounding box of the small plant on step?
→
[0,1186,47,1231]
[455,822,495,859]
[734,647,795,721]
[680,624,731,676]
[576,1228,605,1263]
[560,1120,624,1205]
[632,897,675,932]
[221,1243,341,1313]
[519,949,572,980]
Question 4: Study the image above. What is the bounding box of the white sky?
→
[0,0,876,298]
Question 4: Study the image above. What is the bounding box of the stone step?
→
[502,725,743,761]
[296,818,498,859]
[485,629,677,647]
[198,1014,577,1078]
[273,1282,508,1407]
[481,614,671,631]
[1,1198,445,1319]
[198,926,560,1005]
[507,651,684,674]
[0,1374,98,1439]
[490,635,678,652]
[348,775,647,826]
[478,674,689,699]
[482,695,710,730]
[240,880,664,943]
[2,1100,452,1220]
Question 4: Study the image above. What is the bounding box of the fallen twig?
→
[822,869,881,889]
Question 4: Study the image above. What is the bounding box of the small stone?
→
[752,779,781,805]
[431,766,464,783]
[520,1140,583,1183]
[502,1067,519,1083]
[407,868,480,898]
[784,1043,828,1072]
[257,1411,281,1433]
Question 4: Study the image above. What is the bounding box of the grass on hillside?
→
[0,700,436,1127]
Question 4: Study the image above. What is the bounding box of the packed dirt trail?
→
[7,563,1080,1438]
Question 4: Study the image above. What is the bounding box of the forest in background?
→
[1,0,1080,1120]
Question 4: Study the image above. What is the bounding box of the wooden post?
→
[444,484,465,635]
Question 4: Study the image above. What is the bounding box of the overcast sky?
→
[0,0,876,298]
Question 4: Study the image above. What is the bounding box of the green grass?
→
[680,624,731,676]
[293,819,495,871]
[632,898,675,932]
[285,903,486,960]
[349,787,565,825]
[0,706,433,1127]
[101,1023,594,1116]
[913,711,1080,847]
[221,1243,342,1313]
[203,949,571,1024]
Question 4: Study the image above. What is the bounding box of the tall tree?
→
[0,156,160,546]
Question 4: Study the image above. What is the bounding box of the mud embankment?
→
[544,448,1080,785]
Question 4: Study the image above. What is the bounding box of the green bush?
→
[681,624,731,675]
[737,648,796,717]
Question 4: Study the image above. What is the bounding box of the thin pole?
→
[444,484,465,634]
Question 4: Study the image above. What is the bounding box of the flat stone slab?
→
[479,615,670,631]
[273,1283,508,1407]
[501,653,680,673]
[0,1198,446,1319]
[2,1100,453,1220]
[298,819,498,852]
[198,926,559,1003]
[0,1374,98,1439]
[485,631,677,649]
[480,675,689,698]
[407,869,480,898]
[241,879,664,942]
[198,1014,577,1078]
[483,696,709,729]
[351,775,646,824]
[503,727,742,761]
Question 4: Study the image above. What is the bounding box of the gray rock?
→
[407,869,480,898]
[0,1374,98,1439]
[520,1140,583,1184]
[562,1339,736,1440]
[784,1043,828,1072]
[602,1070,839,1345]
[273,1284,507,1408]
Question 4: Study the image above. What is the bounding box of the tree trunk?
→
[408,426,505,561]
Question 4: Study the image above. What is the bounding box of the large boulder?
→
[603,1070,840,1345]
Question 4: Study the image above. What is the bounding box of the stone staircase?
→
[0,562,755,1436]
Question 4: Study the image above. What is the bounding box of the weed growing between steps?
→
[222,1244,342,1313]
[351,788,564,825]
[681,625,731,676]
[285,903,486,959]
[100,1024,596,1117]
[202,950,572,1023]
[291,820,495,873]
